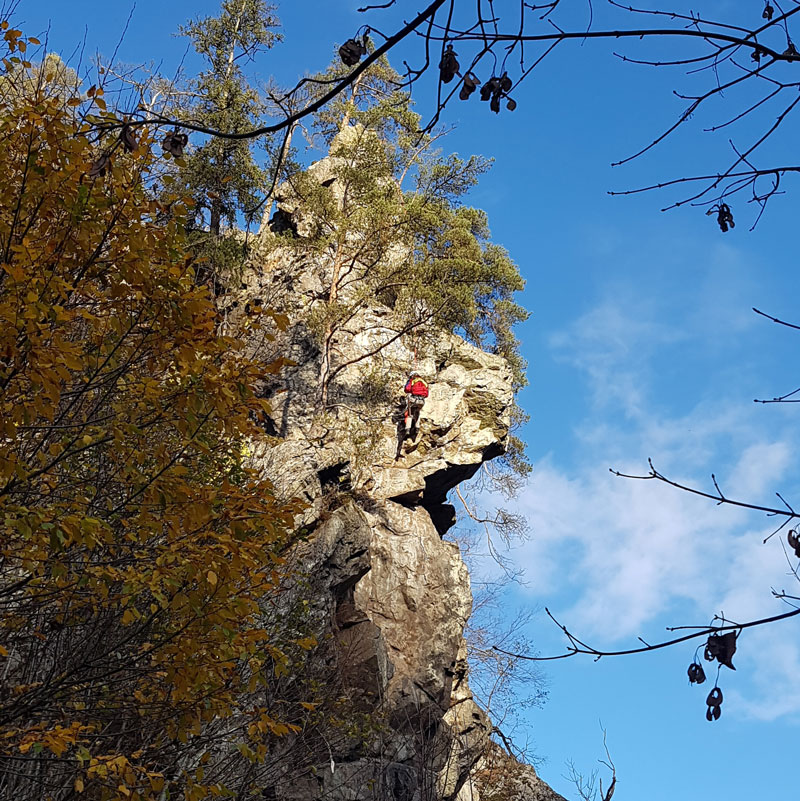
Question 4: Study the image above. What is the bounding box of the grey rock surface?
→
[236,142,563,801]
[467,742,570,801]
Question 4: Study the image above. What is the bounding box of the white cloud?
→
[511,286,800,721]
[730,625,800,721]
[548,298,684,420]
[725,440,793,499]
[515,405,800,720]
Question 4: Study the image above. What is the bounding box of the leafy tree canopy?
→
[172,0,282,284]
[0,24,309,800]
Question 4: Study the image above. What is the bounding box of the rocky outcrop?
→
[234,140,565,801]
[470,742,568,801]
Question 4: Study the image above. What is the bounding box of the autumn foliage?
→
[0,27,307,800]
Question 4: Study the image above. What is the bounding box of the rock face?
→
[234,141,566,801]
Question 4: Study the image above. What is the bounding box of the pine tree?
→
[269,55,528,419]
[175,0,282,286]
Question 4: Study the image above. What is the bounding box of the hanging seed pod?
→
[506,98,517,111]
[788,530,800,558]
[763,3,774,21]
[339,37,366,67]
[480,77,500,101]
[708,202,734,232]
[89,151,111,178]
[687,662,706,685]
[705,687,723,721]
[490,93,501,114]
[783,41,799,61]
[439,44,459,84]
[704,635,719,664]
[499,73,512,93]
[459,72,479,100]
[162,131,188,158]
[119,125,138,152]
[719,203,734,232]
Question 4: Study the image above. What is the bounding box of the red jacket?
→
[404,378,429,398]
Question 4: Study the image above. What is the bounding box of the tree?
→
[174,0,282,286]
[264,55,528,417]
[0,28,317,800]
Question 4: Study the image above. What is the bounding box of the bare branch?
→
[493,605,800,662]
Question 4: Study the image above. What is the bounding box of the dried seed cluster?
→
[687,630,738,721]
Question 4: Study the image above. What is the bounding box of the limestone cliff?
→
[226,140,566,801]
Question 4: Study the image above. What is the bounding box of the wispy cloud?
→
[513,285,800,721]
[548,297,684,420]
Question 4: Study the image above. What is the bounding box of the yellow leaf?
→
[74,777,84,793]
[0,645,8,657]
[207,570,217,586]
[269,722,290,736]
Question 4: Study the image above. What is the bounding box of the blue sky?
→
[20,1,800,798]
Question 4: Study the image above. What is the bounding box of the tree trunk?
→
[318,245,346,406]
[224,0,247,84]
[340,73,364,131]
[210,200,222,238]
[261,121,297,227]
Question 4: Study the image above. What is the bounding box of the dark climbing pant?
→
[405,396,424,433]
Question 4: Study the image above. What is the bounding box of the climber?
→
[403,370,429,436]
